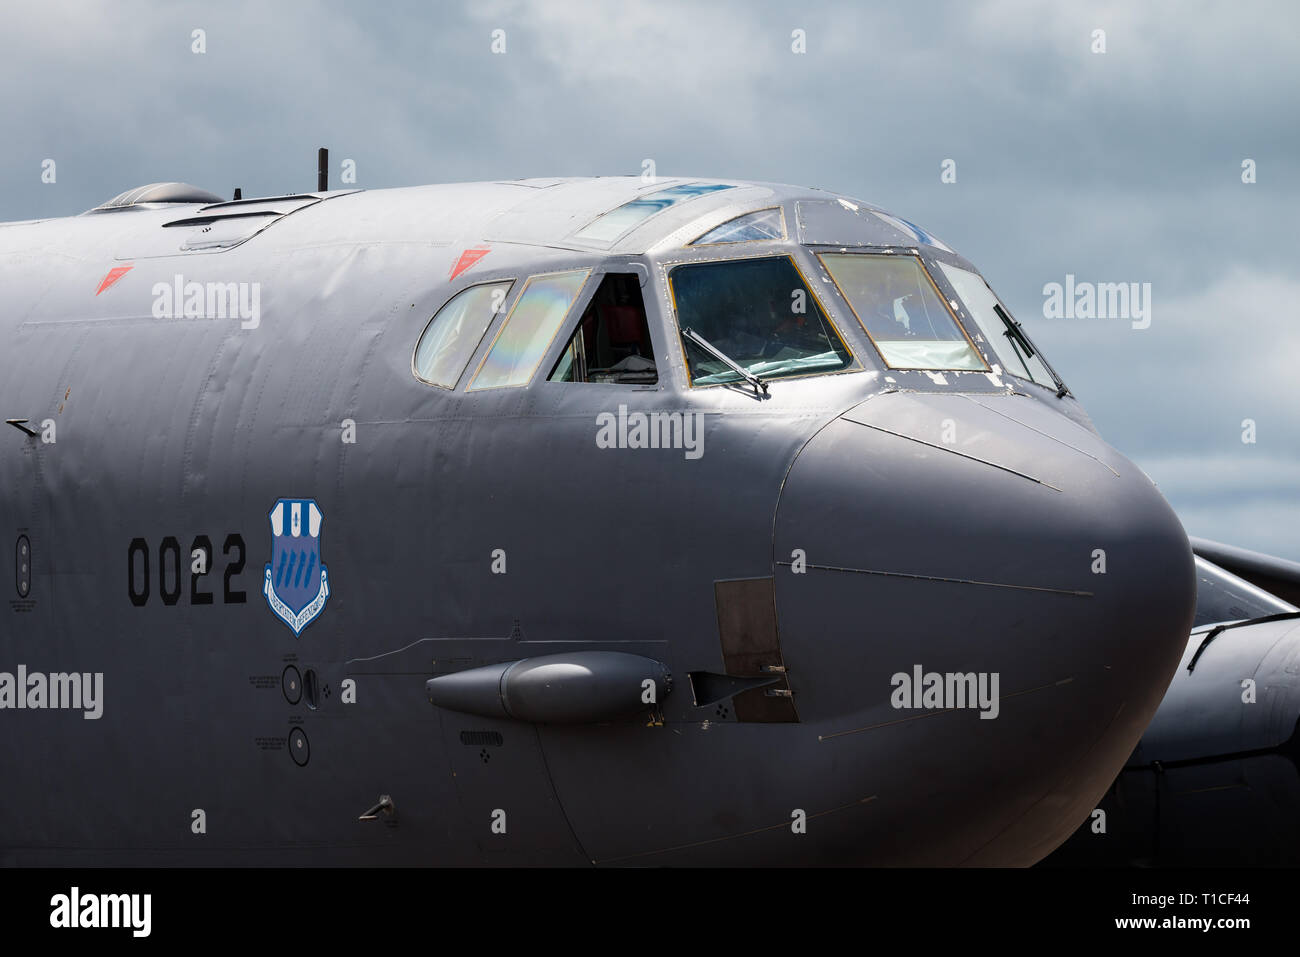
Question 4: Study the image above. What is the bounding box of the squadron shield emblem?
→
[263,499,330,636]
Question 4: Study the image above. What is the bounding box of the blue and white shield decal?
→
[263,499,330,636]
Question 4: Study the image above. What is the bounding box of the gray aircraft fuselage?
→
[0,176,1196,865]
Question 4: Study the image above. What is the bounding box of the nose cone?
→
[772,391,1195,865]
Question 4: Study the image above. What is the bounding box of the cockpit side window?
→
[818,253,987,372]
[690,208,786,245]
[467,269,591,391]
[413,280,515,389]
[934,261,1057,387]
[668,255,854,386]
[549,272,657,384]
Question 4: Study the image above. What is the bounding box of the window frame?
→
[411,277,518,391]
[815,250,990,373]
[664,251,859,391]
[465,267,594,392]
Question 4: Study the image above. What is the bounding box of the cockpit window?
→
[413,280,514,388]
[690,207,786,245]
[574,183,734,243]
[468,269,590,390]
[818,253,987,371]
[549,272,657,384]
[934,262,1057,387]
[669,255,853,386]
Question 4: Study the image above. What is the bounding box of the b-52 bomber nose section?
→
[0,172,1212,869]
[771,391,1196,864]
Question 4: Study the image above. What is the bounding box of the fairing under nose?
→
[772,391,1196,864]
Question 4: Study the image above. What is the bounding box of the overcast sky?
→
[3,0,1297,558]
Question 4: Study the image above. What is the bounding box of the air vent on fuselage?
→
[86,182,227,213]
[107,193,335,258]
[158,195,323,250]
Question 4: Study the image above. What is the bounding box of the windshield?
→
[818,253,986,371]
[669,256,853,385]
[936,261,1056,387]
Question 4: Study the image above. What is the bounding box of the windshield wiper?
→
[993,301,1036,358]
[993,303,1069,398]
[681,327,769,396]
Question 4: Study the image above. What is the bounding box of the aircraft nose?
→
[771,391,1196,865]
